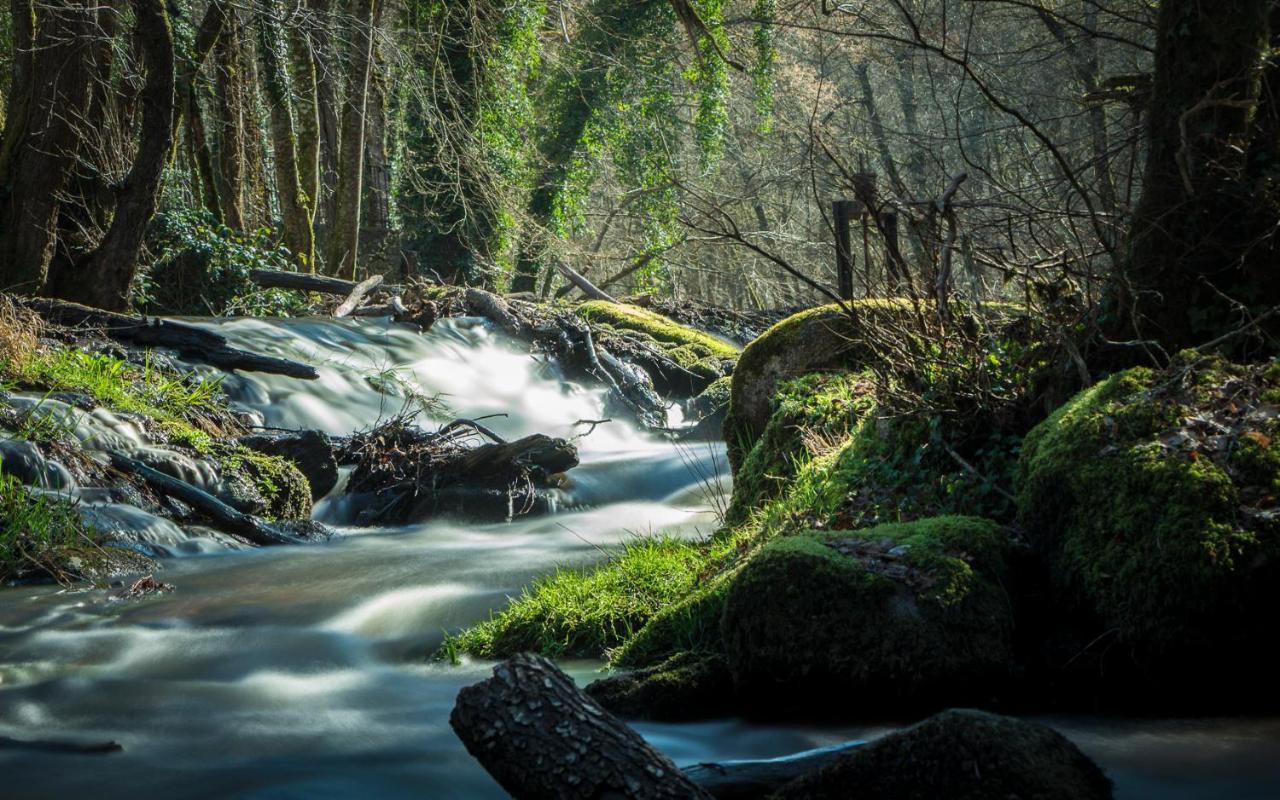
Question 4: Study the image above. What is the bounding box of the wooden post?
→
[833,199,856,300]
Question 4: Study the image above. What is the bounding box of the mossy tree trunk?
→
[510,0,667,294]
[326,0,378,279]
[256,0,316,271]
[214,7,248,231]
[1124,0,1280,353]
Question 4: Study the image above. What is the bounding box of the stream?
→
[1,316,1279,798]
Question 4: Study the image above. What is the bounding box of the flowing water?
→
[1,316,1278,798]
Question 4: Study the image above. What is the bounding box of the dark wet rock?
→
[772,709,1112,800]
[0,439,74,490]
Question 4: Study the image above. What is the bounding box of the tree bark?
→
[326,0,378,279]
[44,0,176,310]
[450,653,713,800]
[1124,0,1279,352]
[0,0,95,295]
[214,7,248,230]
[255,0,316,271]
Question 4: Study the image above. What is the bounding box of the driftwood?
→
[334,274,385,318]
[0,735,122,755]
[681,741,866,799]
[107,451,303,546]
[338,417,578,525]
[249,268,402,297]
[350,295,407,318]
[18,297,317,380]
[451,654,713,800]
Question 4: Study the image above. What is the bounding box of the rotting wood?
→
[248,268,402,296]
[16,297,317,379]
[334,273,385,317]
[450,653,714,800]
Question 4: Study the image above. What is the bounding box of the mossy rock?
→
[219,447,312,522]
[725,372,876,525]
[772,709,1112,800]
[576,301,739,361]
[611,568,736,668]
[586,652,736,721]
[721,517,1015,710]
[1017,354,1280,670]
[726,300,918,473]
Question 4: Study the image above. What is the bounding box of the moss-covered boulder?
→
[773,709,1112,800]
[586,652,735,721]
[219,447,312,522]
[1017,354,1280,674]
[577,301,739,397]
[721,517,1015,710]
[726,300,919,471]
[725,372,876,524]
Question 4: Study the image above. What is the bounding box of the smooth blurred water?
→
[0,316,1277,798]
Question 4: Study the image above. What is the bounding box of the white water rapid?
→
[1,315,1279,799]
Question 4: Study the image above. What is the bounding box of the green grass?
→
[2,345,229,446]
[0,471,99,584]
[441,536,710,661]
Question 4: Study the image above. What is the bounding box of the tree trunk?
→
[307,0,342,231]
[214,7,248,230]
[289,13,322,271]
[256,0,316,270]
[1124,0,1279,352]
[360,0,393,274]
[326,0,378,279]
[44,0,175,310]
[0,0,95,295]
[450,653,713,800]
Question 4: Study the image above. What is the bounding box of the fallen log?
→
[0,735,122,755]
[556,262,617,303]
[351,295,407,318]
[17,297,317,380]
[107,451,303,546]
[455,433,579,478]
[334,274,385,318]
[249,268,402,297]
[450,653,713,800]
[680,741,866,799]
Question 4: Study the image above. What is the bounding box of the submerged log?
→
[18,297,317,379]
[450,653,713,800]
[107,451,303,546]
[249,268,402,297]
[680,741,866,799]
[0,735,122,755]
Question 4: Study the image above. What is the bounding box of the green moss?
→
[611,568,736,667]
[725,372,876,524]
[441,536,708,660]
[774,709,1112,800]
[725,300,918,471]
[576,301,739,361]
[720,516,1015,705]
[217,447,312,522]
[1016,356,1280,662]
